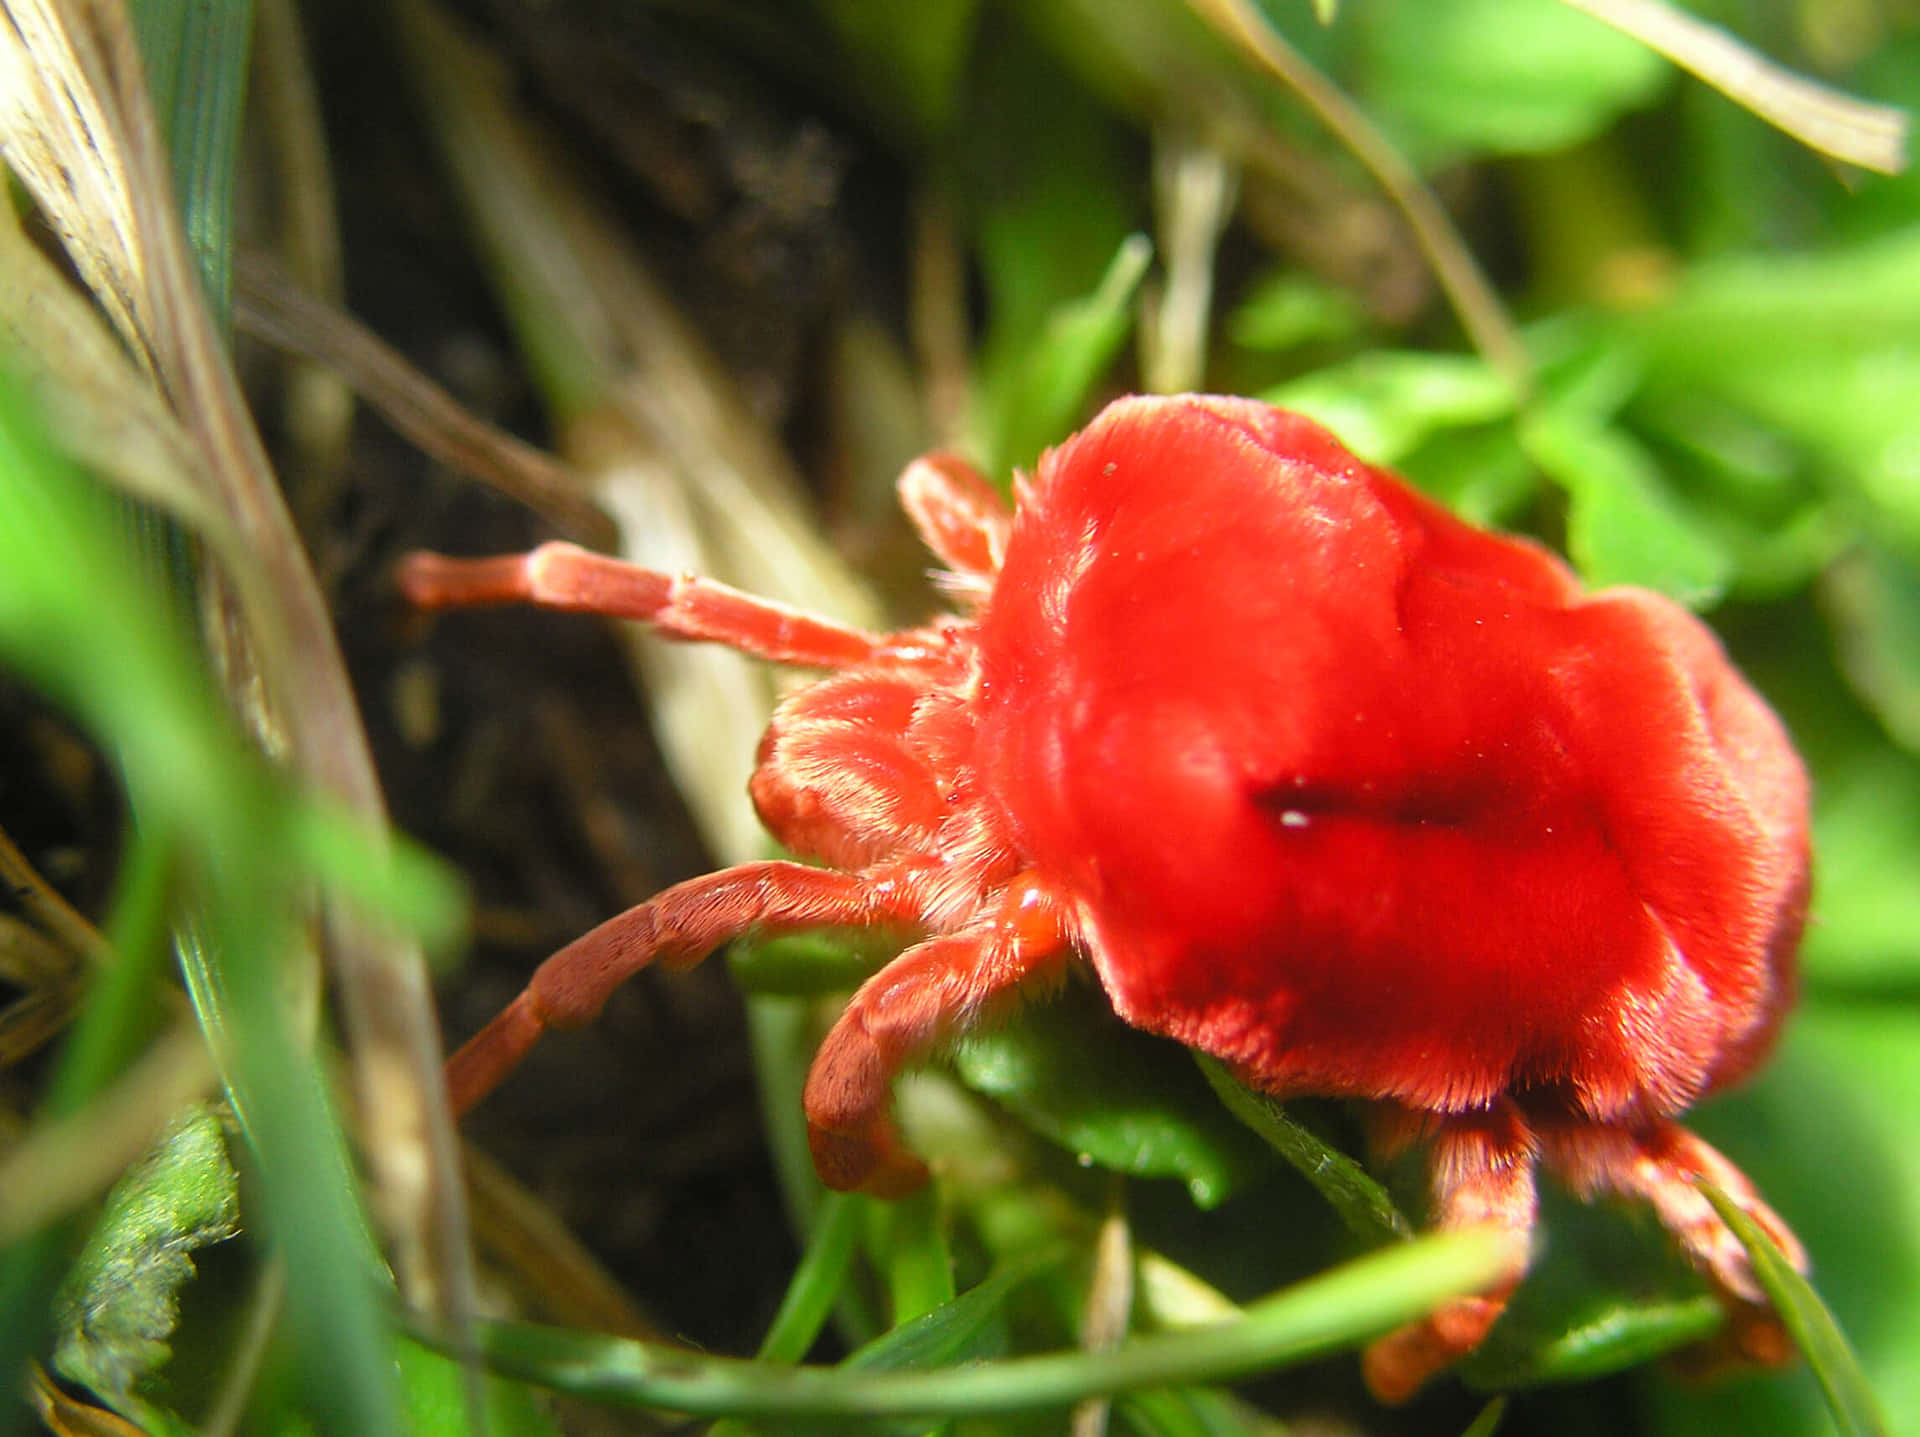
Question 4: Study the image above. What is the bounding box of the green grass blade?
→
[1195,1056,1410,1243]
[756,1192,865,1364]
[0,377,410,1436]
[840,1253,1054,1374]
[1702,1181,1890,1437]
[868,1186,955,1326]
[1460,1395,1507,1437]
[127,0,255,327]
[432,1226,1511,1419]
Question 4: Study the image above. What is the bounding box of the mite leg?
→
[1362,1101,1539,1404]
[804,877,1071,1197]
[1540,1117,1804,1364]
[896,454,1012,581]
[446,862,913,1116]
[399,542,881,669]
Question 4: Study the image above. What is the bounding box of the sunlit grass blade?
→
[1702,1181,1889,1437]
[427,1226,1511,1420]
[8,0,469,1345]
[794,1253,1058,1437]
[1555,0,1906,174]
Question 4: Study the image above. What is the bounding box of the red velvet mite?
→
[402,394,1811,1400]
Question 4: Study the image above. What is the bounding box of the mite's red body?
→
[405,395,1810,1400]
[977,402,1804,1120]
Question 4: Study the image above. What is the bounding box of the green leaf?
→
[1628,232,1920,559]
[961,17,1142,473]
[396,1336,565,1437]
[1703,1184,1890,1437]
[1823,546,1920,755]
[1227,272,1367,355]
[1520,408,1734,607]
[953,984,1273,1210]
[1262,351,1516,467]
[976,233,1152,477]
[51,1106,240,1409]
[1355,0,1668,161]
[1194,1057,1409,1244]
[1801,746,1920,992]
[809,0,980,144]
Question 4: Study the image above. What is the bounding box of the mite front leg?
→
[1540,1117,1804,1364]
[896,454,1012,582]
[1362,1100,1539,1404]
[804,877,1072,1197]
[447,862,913,1116]
[399,543,881,669]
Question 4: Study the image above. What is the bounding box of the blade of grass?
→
[1556,0,1905,174]
[425,1226,1513,1419]
[755,1192,865,1365]
[396,0,879,864]
[1196,1056,1410,1243]
[1183,0,1530,390]
[1702,1181,1889,1437]
[1459,1395,1507,1437]
[126,0,254,326]
[5,0,475,1335]
[870,1187,955,1326]
[232,253,616,549]
[0,376,411,1436]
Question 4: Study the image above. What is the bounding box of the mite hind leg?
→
[1361,1100,1539,1404]
[1540,1117,1803,1365]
